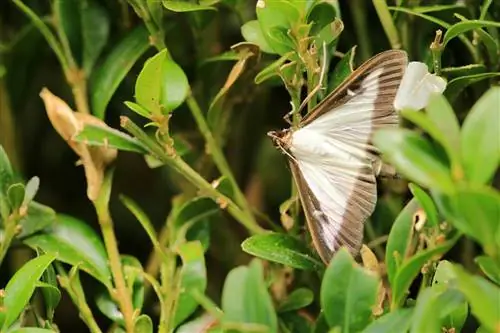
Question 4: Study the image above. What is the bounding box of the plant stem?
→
[373,0,402,49]
[184,94,258,227]
[120,116,265,235]
[351,0,373,60]
[0,213,19,266]
[93,169,135,333]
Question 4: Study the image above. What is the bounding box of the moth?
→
[268,50,408,264]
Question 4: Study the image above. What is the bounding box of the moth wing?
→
[289,50,408,263]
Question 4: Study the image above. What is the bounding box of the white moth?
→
[269,50,409,263]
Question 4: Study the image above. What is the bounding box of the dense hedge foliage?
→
[0,1,499,333]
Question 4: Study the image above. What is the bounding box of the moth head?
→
[267,129,292,152]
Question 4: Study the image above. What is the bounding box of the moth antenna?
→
[298,41,328,113]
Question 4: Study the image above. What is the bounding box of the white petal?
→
[394,61,447,111]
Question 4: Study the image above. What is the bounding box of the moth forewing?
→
[272,50,408,264]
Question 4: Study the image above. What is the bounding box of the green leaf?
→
[55,0,82,64]
[241,20,275,54]
[171,197,218,251]
[162,0,217,12]
[408,183,439,227]
[307,2,337,36]
[22,176,40,208]
[409,287,441,333]
[173,241,207,327]
[278,288,314,313]
[444,187,500,257]
[81,0,109,74]
[475,256,500,284]
[256,0,299,55]
[7,183,25,211]
[391,234,460,308]
[241,233,323,270]
[328,46,355,93]
[443,19,500,47]
[73,124,148,154]
[23,214,111,287]
[39,257,60,322]
[424,94,461,168]
[254,52,293,84]
[0,253,56,330]
[124,101,152,119]
[385,198,420,287]
[17,201,57,239]
[363,308,413,333]
[222,259,278,332]
[320,248,379,332]
[135,49,189,115]
[373,128,455,193]
[90,25,150,119]
[8,329,56,333]
[460,87,500,185]
[453,264,500,332]
[445,72,500,102]
[441,64,487,77]
[411,4,466,13]
[134,314,153,333]
[95,288,123,324]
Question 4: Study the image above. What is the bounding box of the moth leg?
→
[283,110,294,125]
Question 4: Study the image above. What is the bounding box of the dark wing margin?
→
[300,49,408,128]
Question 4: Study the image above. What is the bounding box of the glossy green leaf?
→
[425,94,461,166]
[7,183,24,211]
[445,72,500,102]
[134,314,153,333]
[447,187,500,257]
[81,0,109,74]
[135,49,189,115]
[363,308,413,333]
[391,234,460,308]
[328,46,355,93]
[453,265,500,332]
[124,101,151,119]
[475,256,500,284]
[241,233,323,270]
[385,198,420,286]
[39,258,60,321]
[307,2,337,36]
[278,288,314,313]
[96,255,145,324]
[17,201,56,239]
[173,241,207,327]
[55,0,82,64]
[256,0,299,55]
[172,197,218,251]
[408,184,439,227]
[95,288,123,324]
[162,0,217,12]
[73,124,148,154]
[460,87,500,184]
[0,253,56,330]
[241,20,275,54]
[23,214,111,287]
[320,248,379,332]
[90,25,150,119]
[254,52,293,84]
[373,128,454,193]
[409,287,441,333]
[222,259,278,332]
[22,176,39,208]
[443,20,500,47]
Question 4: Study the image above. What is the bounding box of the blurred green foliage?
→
[0,0,499,332]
